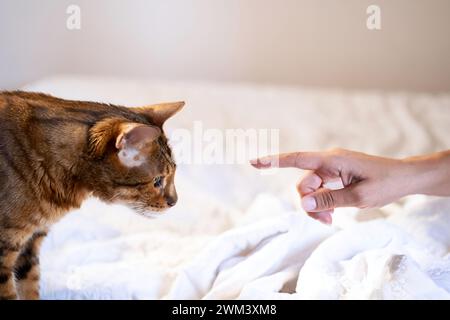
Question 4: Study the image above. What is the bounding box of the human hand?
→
[250,148,444,224]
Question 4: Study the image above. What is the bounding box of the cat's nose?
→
[165,195,177,207]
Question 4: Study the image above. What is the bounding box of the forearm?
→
[402,150,450,197]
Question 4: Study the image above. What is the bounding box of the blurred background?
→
[1,0,450,92]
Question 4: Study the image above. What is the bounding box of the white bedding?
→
[23,75,450,300]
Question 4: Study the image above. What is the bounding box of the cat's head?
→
[87,102,184,217]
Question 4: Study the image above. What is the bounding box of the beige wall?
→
[1,0,450,92]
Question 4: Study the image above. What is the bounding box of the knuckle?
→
[317,191,335,209]
[298,181,310,196]
[327,148,351,164]
[294,152,304,168]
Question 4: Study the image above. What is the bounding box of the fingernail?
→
[302,196,317,211]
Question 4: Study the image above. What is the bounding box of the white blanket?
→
[39,193,450,300]
[23,75,450,299]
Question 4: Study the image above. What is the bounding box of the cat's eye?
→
[153,176,163,188]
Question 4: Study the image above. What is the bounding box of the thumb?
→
[301,185,361,212]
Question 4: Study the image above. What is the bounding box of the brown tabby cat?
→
[0,91,184,300]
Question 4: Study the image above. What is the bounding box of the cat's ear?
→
[115,124,161,150]
[115,124,161,167]
[89,120,160,160]
[131,101,185,127]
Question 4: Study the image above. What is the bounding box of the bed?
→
[23,75,450,299]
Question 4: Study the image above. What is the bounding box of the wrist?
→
[400,151,450,196]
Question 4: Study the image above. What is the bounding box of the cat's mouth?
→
[132,204,171,218]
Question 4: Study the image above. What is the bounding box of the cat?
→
[0,91,184,300]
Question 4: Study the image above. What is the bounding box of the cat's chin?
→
[140,212,161,219]
[119,202,170,218]
[139,208,170,219]
[137,213,155,219]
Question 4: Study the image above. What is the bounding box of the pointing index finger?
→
[250,152,322,170]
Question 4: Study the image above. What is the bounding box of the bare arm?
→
[402,150,450,197]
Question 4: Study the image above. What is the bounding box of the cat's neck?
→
[29,113,92,211]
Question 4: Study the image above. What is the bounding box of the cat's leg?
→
[0,237,23,300]
[15,230,48,300]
